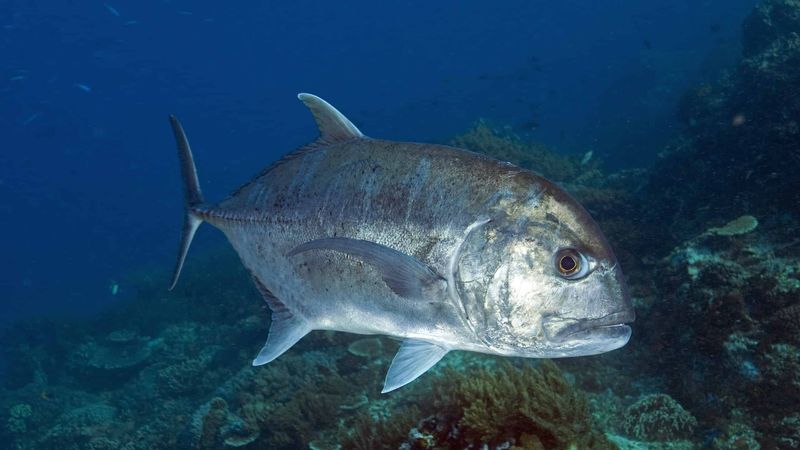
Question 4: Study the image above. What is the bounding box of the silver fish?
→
[168,94,634,392]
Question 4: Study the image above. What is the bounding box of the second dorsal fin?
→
[298,93,364,144]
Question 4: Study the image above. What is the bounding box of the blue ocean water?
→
[1,0,753,326]
[6,1,800,449]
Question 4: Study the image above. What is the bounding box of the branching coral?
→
[38,402,121,450]
[622,393,697,441]
[711,421,761,450]
[769,304,800,343]
[761,344,800,392]
[200,397,229,449]
[432,361,614,449]
[776,414,800,448]
[338,405,420,450]
[6,403,32,434]
[331,360,613,450]
[449,120,582,182]
[157,346,220,395]
[206,350,359,449]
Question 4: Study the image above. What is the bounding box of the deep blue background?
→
[1,0,756,326]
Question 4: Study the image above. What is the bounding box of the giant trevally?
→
[167,94,634,392]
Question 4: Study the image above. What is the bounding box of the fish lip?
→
[542,309,635,343]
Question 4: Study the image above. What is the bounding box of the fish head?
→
[456,179,634,358]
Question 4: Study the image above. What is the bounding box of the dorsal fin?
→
[298,93,364,144]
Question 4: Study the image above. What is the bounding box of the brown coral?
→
[338,405,420,450]
[200,397,229,449]
[433,361,614,449]
[449,120,581,182]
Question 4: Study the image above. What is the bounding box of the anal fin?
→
[251,276,311,365]
[382,339,448,393]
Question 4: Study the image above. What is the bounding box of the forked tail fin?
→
[168,115,206,290]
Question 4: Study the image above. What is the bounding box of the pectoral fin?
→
[287,237,445,300]
[382,340,448,393]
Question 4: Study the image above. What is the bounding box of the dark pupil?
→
[560,256,576,272]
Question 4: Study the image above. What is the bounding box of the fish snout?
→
[542,308,634,344]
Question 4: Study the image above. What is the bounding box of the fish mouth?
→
[542,310,635,344]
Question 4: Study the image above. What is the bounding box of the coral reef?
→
[335,359,618,450]
[710,420,761,450]
[2,2,800,448]
[647,0,800,245]
[440,361,615,449]
[593,2,800,443]
[775,414,800,448]
[449,120,586,182]
[633,211,800,440]
[69,331,159,381]
[38,402,121,450]
[0,113,665,450]
[622,393,696,442]
[182,395,258,449]
[338,404,420,450]
[6,403,32,434]
[706,215,759,237]
[156,345,220,395]
[346,337,384,359]
[378,360,615,450]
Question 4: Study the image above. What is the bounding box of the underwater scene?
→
[3,0,800,448]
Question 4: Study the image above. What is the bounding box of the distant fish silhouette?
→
[517,118,539,131]
[104,3,120,17]
[22,112,41,126]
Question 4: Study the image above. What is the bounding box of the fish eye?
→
[555,248,589,279]
[559,254,578,273]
